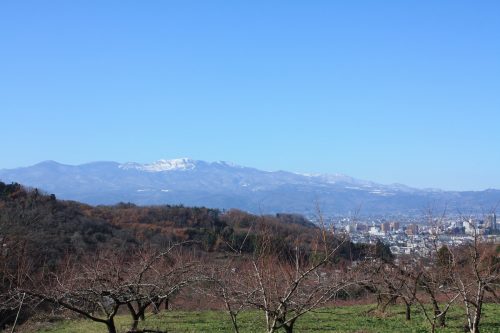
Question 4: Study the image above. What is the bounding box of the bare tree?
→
[409,206,460,332]
[26,250,129,333]
[412,259,459,333]
[248,224,354,333]
[200,256,258,333]
[0,237,38,330]
[123,245,197,332]
[367,257,418,321]
[21,244,199,333]
[449,216,499,333]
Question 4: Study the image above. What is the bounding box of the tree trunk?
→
[283,321,295,333]
[405,302,411,321]
[470,308,481,333]
[127,303,140,330]
[106,320,117,333]
[131,315,140,331]
[152,299,163,314]
[229,312,240,333]
[377,295,386,312]
[432,298,446,327]
[377,295,397,313]
[471,289,484,333]
[435,309,446,327]
[376,294,383,311]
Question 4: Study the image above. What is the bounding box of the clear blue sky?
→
[1,1,499,190]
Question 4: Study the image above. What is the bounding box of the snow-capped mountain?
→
[0,158,498,216]
[119,158,197,172]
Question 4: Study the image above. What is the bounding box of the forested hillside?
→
[1,182,497,333]
[1,181,383,329]
[0,181,377,264]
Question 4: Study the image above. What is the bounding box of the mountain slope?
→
[1,159,499,216]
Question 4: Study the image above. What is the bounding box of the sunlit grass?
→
[34,303,500,333]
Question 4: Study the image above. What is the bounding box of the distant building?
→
[405,224,419,236]
[390,222,400,231]
[381,222,391,233]
[449,220,465,234]
[485,213,497,232]
[356,223,368,232]
[369,226,384,236]
[345,224,356,233]
[464,219,475,235]
[464,218,486,235]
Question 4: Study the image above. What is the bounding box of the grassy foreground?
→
[34,304,500,333]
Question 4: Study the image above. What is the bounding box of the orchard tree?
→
[123,245,197,331]
[449,220,500,333]
[248,221,356,333]
[200,256,258,333]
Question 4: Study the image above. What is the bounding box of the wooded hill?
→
[0,180,383,271]
[1,182,497,333]
[0,181,390,330]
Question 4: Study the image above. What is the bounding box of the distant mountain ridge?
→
[1,158,499,216]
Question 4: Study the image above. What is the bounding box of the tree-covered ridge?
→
[0,181,379,263]
[0,182,132,266]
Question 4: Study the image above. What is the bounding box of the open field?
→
[31,304,500,333]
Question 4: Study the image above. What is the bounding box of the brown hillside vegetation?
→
[1,182,497,333]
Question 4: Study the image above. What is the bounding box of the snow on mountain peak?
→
[295,172,352,182]
[215,160,243,168]
[119,158,196,172]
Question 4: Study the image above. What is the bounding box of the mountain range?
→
[1,158,499,216]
